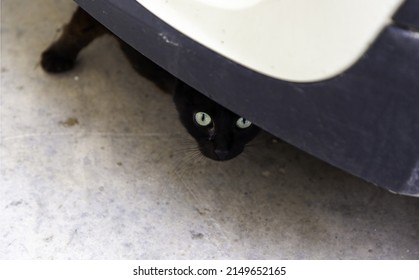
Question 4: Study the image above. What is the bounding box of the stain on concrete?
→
[190,230,204,240]
[59,117,79,127]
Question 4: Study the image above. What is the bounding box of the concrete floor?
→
[1,0,418,259]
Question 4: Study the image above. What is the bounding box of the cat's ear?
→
[174,79,185,92]
[174,81,214,111]
[175,80,192,94]
[173,80,192,112]
[174,81,193,103]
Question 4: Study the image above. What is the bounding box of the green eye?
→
[236,117,252,129]
[194,112,212,126]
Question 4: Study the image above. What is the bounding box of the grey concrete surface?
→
[1,0,418,259]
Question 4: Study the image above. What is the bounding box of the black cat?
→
[41,7,260,161]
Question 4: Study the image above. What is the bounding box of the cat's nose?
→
[214,149,230,160]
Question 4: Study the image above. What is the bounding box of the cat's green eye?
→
[194,112,212,126]
[236,117,252,129]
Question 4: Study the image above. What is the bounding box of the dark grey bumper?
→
[76,0,419,196]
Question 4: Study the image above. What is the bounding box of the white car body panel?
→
[137,0,404,82]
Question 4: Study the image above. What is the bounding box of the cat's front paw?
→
[41,48,76,73]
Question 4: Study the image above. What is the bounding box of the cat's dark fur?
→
[41,7,259,161]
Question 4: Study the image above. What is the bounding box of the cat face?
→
[174,82,260,161]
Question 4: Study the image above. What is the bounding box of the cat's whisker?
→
[174,141,196,148]
[180,152,200,165]
[190,152,204,166]
[172,148,201,176]
[171,148,200,160]
[245,137,268,147]
[239,151,251,162]
[190,151,204,165]
[171,135,195,142]
[34,61,41,70]
[243,143,258,151]
[172,146,199,153]
[174,161,199,188]
[240,147,260,162]
[170,133,195,140]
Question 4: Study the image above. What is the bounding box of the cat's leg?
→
[41,7,107,73]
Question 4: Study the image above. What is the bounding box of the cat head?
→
[174,82,260,161]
